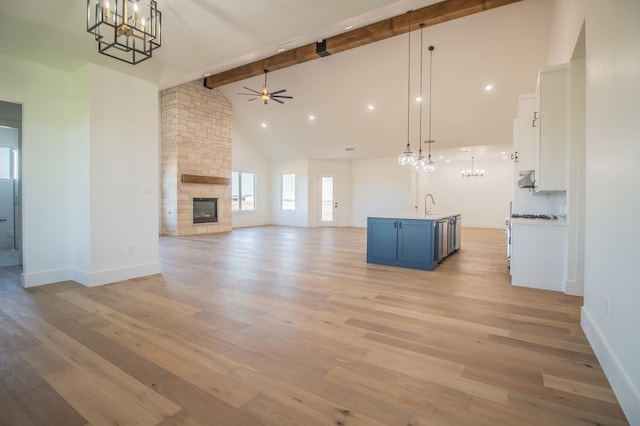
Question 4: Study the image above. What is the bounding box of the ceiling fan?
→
[238,70,293,105]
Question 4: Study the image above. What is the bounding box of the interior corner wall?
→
[0,54,74,287]
[270,160,309,227]
[231,127,271,228]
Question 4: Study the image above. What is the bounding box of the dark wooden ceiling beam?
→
[203,0,522,89]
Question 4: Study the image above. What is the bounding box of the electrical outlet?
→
[126,245,134,254]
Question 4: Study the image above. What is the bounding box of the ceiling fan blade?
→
[242,86,261,95]
[271,97,284,104]
[272,95,293,99]
[238,93,258,96]
[247,97,258,101]
[270,89,287,95]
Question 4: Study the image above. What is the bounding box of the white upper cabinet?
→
[514,93,537,173]
[534,64,570,192]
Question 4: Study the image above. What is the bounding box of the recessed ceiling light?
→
[485,84,494,91]
[308,115,316,121]
[500,151,506,155]
[446,159,451,163]
[277,48,286,53]
[502,156,508,159]
[416,96,423,103]
[439,155,444,159]
[261,122,267,128]
[367,104,375,111]
[204,73,211,77]
[344,25,353,30]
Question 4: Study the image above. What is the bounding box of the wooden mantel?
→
[181,174,231,185]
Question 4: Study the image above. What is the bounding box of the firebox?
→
[193,198,218,224]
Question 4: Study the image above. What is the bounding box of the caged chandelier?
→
[87,0,162,65]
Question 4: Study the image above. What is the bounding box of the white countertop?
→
[511,217,567,227]
[369,212,461,221]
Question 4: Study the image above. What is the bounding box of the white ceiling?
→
[0,0,552,162]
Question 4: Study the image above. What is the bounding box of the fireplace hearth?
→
[193,198,218,224]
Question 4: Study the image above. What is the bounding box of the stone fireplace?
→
[160,80,232,235]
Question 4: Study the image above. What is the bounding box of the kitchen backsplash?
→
[513,185,567,217]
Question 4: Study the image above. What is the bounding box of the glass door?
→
[319,175,337,226]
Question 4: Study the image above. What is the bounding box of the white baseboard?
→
[581,307,640,424]
[565,279,584,296]
[83,262,161,287]
[21,262,161,288]
[22,268,73,288]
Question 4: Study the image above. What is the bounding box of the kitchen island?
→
[366,213,461,271]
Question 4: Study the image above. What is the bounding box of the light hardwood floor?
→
[0,226,629,425]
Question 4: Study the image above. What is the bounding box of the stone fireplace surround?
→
[160,80,232,236]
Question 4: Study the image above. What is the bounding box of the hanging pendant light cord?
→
[406,12,412,151]
[418,24,425,159]
[428,45,434,162]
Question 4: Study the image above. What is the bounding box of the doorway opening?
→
[0,101,22,267]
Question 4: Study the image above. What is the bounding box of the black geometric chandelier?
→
[87,0,162,65]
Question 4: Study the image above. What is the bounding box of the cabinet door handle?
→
[394,221,397,229]
[532,111,539,127]
[511,152,519,163]
[398,221,402,229]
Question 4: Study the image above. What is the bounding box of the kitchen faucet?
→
[424,193,435,215]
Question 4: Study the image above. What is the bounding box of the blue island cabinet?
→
[366,217,437,271]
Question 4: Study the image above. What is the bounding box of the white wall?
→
[70,66,91,279]
[0,55,161,288]
[351,157,413,228]
[270,160,309,227]
[85,64,161,286]
[419,156,513,228]
[0,53,75,286]
[547,0,585,65]
[308,159,351,227]
[581,1,640,422]
[548,1,640,422]
[231,127,271,228]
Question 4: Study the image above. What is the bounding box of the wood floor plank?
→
[3,306,182,424]
[107,285,202,315]
[231,366,392,426]
[0,347,86,426]
[542,373,619,404]
[0,226,629,425]
[96,323,258,408]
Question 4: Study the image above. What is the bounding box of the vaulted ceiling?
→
[0,0,552,162]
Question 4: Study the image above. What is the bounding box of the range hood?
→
[518,170,535,188]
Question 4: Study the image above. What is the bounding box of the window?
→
[231,171,256,211]
[281,173,295,211]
